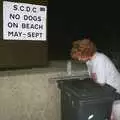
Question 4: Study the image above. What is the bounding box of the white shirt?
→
[86,52,120,93]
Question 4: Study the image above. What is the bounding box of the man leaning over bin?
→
[71,37,120,120]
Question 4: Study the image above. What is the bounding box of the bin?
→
[57,78,116,120]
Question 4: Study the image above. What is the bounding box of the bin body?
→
[58,78,116,120]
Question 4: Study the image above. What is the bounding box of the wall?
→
[0,61,88,120]
[0,70,60,120]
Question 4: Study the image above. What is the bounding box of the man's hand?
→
[91,73,97,81]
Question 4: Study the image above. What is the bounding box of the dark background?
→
[48,0,120,60]
[1,0,120,69]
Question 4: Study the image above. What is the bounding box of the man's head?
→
[71,38,96,62]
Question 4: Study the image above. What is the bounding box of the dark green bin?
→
[57,78,116,120]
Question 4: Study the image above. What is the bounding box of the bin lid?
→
[58,78,116,100]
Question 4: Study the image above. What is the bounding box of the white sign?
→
[3,1,47,41]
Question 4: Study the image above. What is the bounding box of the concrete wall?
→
[0,61,88,120]
[0,70,61,120]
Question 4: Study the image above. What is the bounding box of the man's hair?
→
[71,38,96,58]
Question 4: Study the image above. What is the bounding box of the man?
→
[71,38,120,120]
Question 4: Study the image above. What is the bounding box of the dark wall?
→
[0,0,48,69]
[48,0,120,60]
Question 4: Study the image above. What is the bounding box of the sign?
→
[3,1,47,41]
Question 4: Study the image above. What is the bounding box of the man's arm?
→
[95,58,106,85]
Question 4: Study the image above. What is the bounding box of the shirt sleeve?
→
[95,58,106,85]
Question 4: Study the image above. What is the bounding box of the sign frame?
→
[3,1,47,41]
